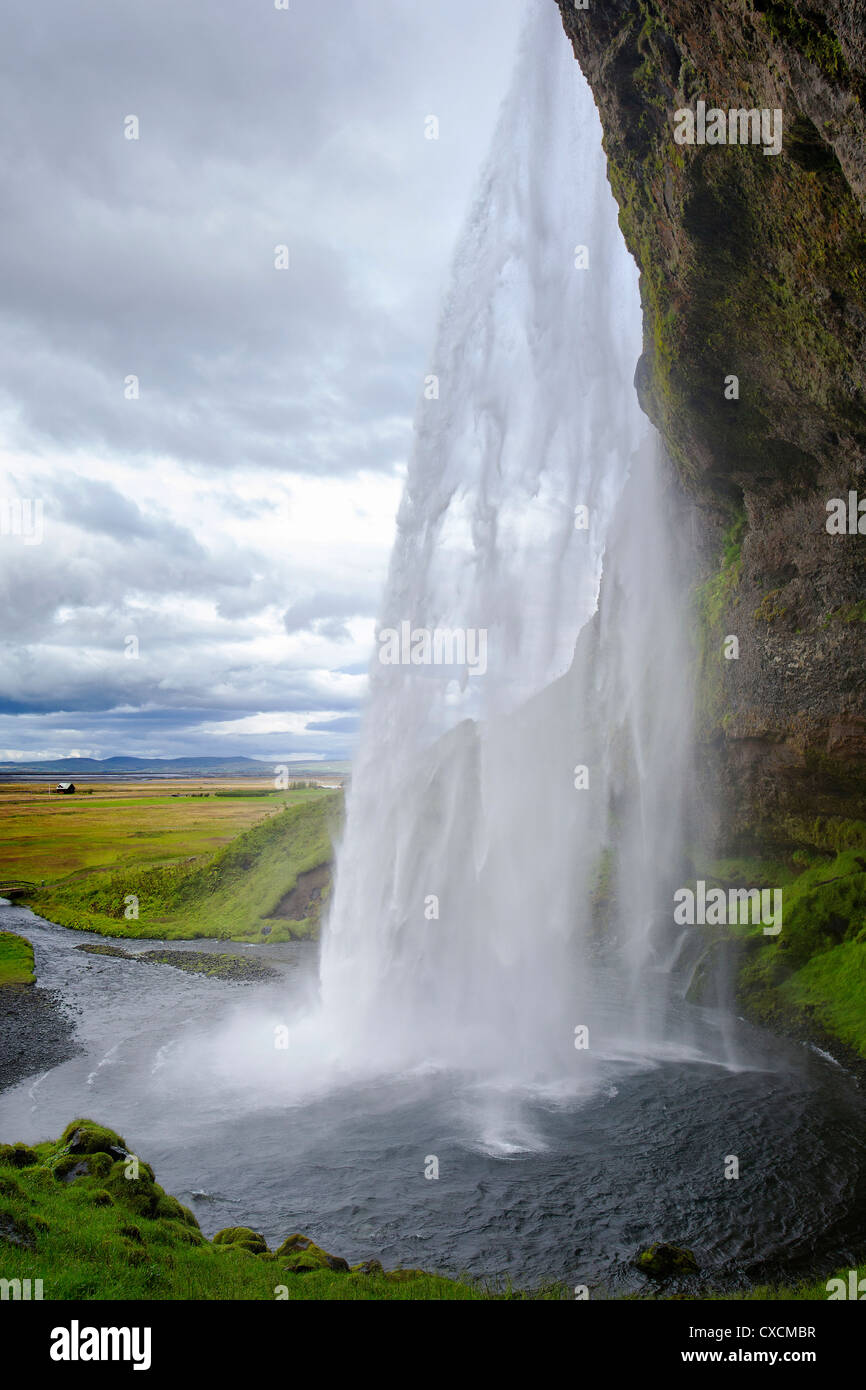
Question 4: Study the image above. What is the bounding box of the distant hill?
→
[0,756,350,779]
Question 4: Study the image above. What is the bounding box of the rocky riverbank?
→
[0,926,79,1092]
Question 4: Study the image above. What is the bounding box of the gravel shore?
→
[0,983,80,1094]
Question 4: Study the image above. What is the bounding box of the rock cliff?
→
[556,0,866,853]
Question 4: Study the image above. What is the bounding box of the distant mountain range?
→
[0,756,350,779]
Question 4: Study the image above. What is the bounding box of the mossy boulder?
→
[0,1143,39,1168]
[633,1242,699,1280]
[351,1258,384,1276]
[54,1151,114,1183]
[213,1226,269,1255]
[155,1193,200,1230]
[274,1232,349,1273]
[60,1119,128,1158]
[103,1162,162,1219]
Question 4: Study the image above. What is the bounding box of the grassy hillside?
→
[24,795,341,943]
[0,930,35,985]
[0,1119,486,1301]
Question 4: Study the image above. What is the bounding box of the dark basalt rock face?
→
[555,0,866,851]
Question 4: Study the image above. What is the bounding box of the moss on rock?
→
[54,1151,114,1183]
[634,1242,699,1280]
[214,1226,270,1255]
[0,1143,39,1169]
[60,1120,128,1157]
[273,1232,350,1273]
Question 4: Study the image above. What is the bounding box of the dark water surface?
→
[2,903,865,1294]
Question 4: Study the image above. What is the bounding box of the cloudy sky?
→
[0,0,526,763]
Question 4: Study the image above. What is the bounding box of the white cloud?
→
[0,0,525,759]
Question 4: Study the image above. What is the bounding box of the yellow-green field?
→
[0,781,342,943]
[0,780,330,888]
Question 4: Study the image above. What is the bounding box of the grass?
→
[0,783,326,887]
[23,794,341,943]
[699,846,866,1057]
[783,941,866,1054]
[703,1264,866,1300]
[0,930,35,985]
[0,1120,491,1301]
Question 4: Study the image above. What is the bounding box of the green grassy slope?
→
[24,795,341,943]
[0,930,35,985]
[694,837,866,1058]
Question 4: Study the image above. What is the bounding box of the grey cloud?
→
[283,590,375,636]
[35,475,206,557]
[305,716,361,733]
[0,0,524,475]
[0,0,524,756]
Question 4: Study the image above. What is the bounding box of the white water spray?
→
[317,4,695,1088]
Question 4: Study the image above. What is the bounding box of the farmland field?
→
[0,780,329,887]
[0,781,342,942]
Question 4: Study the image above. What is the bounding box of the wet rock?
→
[554,0,866,841]
[633,1242,699,1281]
[137,950,277,983]
[75,944,133,959]
[54,1151,114,1183]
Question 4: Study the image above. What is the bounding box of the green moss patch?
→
[699,845,866,1057]
[693,510,746,738]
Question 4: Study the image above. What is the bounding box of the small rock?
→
[633,1242,699,1280]
[213,1225,270,1254]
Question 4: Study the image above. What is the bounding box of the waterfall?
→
[317,3,696,1089]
